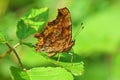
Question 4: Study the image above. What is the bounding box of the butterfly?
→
[34,7,75,57]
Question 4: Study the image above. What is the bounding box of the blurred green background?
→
[0,0,120,80]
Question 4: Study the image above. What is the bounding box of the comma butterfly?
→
[34,7,75,57]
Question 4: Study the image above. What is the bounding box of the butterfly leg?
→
[68,48,75,63]
[68,52,74,63]
[57,54,61,63]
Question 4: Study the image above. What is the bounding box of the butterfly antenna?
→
[73,23,84,40]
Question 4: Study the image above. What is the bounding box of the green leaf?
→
[21,42,34,48]
[56,52,84,76]
[16,7,49,39]
[16,20,36,39]
[58,62,84,76]
[36,50,84,76]
[24,7,49,31]
[38,52,84,76]
[25,7,48,22]
[10,66,74,80]
[0,32,7,44]
[10,67,29,80]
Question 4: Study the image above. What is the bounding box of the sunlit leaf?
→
[58,62,84,76]
[38,52,84,76]
[16,20,36,39]
[16,7,49,39]
[10,66,74,80]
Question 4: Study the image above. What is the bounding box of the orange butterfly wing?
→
[34,7,74,56]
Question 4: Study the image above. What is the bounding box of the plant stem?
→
[0,49,11,59]
[13,42,20,48]
[5,43,24,70]
[0,43,20,59]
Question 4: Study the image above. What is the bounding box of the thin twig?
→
[5,43,24,69]
[0,43,20,59]
[13,42,20,48]
[0,49,12,59]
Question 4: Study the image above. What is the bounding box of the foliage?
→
[10,66,73,80]
[0,0,120,80]
[16,8,48,39]
[0,7,84,80]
